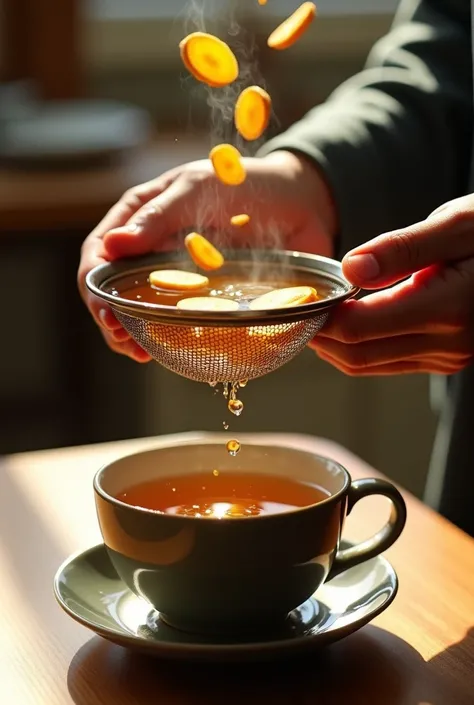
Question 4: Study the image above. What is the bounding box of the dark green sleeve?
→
[258,0,473,254]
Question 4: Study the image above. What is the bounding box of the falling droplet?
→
[223,421,229,430]
[226,439,241,456]
[228,398,244,416]
[212,469,220,477]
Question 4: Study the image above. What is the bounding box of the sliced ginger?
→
[185,232,224,271]
[177,296,239,312]
[179,32,239,87]
[267,2,317,50]
[149,269,209,291]
[235,86,271,141]
[209,144,246,185]
[230,214,250,227]
[249,286,318,310]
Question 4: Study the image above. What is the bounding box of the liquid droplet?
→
[226,439,241,456]
[212,469,220,477]
[228,398,244,416]
[209,381,217,388]
[223,421,229,430]
[239,379,248,388]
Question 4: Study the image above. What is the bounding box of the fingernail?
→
[126,206,157,234]
[99,308,112,329]
[106,223,141,237]
[345,253,380,281]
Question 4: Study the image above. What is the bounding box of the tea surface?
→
[116,471,330,518]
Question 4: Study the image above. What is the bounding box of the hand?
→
[311,194,474,375]
[78,150,336,361]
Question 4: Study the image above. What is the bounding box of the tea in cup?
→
[94,438,406,636]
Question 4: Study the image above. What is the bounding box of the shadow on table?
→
[67,625,474,705]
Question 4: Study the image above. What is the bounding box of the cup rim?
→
[93,440,351,522]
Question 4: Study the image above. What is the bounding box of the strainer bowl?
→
[86,249,359,383]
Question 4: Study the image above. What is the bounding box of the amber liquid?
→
[110,269,329,309]
[116,472,331,518]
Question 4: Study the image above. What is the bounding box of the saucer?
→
[54,542,398,662]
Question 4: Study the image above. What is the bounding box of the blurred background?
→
[0,0,436,498]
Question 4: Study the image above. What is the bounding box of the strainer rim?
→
[85,249,359,326]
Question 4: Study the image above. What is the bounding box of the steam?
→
[184,0,265,151]
[181,0,289,281]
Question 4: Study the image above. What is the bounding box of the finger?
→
[101,330,152,363]
[310,332,471,369]
[342,194,474,289]
[313,347,459,376]
[89,175,177,242]
[78,173,176,304]
[103,178,206,259]
[317,275,462,344]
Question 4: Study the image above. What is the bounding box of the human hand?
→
[310,195,474,376]
[78,150,336,361]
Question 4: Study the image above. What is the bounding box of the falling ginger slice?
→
[185,232,224,271]
[209,144,246,185]
[177,296,239,312]
[179,32,239,87]
[267,2,317,50]
[230,214,250,227]
[249,286,318,310]
[149,269,209,291]
[235,86,272,141]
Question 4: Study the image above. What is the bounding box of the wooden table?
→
[1,432,474,705]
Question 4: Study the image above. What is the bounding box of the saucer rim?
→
[54,543,399,657]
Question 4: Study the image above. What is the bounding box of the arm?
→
[258,0,473,253]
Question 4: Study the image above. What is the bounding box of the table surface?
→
[1,431,473,705]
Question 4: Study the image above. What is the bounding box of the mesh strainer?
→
[86,249,358,384]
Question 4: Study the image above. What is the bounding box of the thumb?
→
[103,178,197,259]
[341,198,474,290]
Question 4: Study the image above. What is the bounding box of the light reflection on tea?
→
[116,471,330,519]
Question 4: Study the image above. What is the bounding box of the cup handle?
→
[327,478,407,581]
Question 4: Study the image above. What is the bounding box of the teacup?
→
[94,438,406,636]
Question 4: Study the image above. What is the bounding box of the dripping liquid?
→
[112,266,330,465]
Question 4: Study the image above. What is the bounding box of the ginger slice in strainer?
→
[235,86,271,141]
[179,32,239,87]
[176,296,239,312]
[230,214,250,227]
[249,286,318,310]
[210,144,246,185]
[149,270,209,291]
[185,232,224,271]
[267,2,317,50]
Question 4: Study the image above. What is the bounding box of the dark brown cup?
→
[94,439,406,636]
